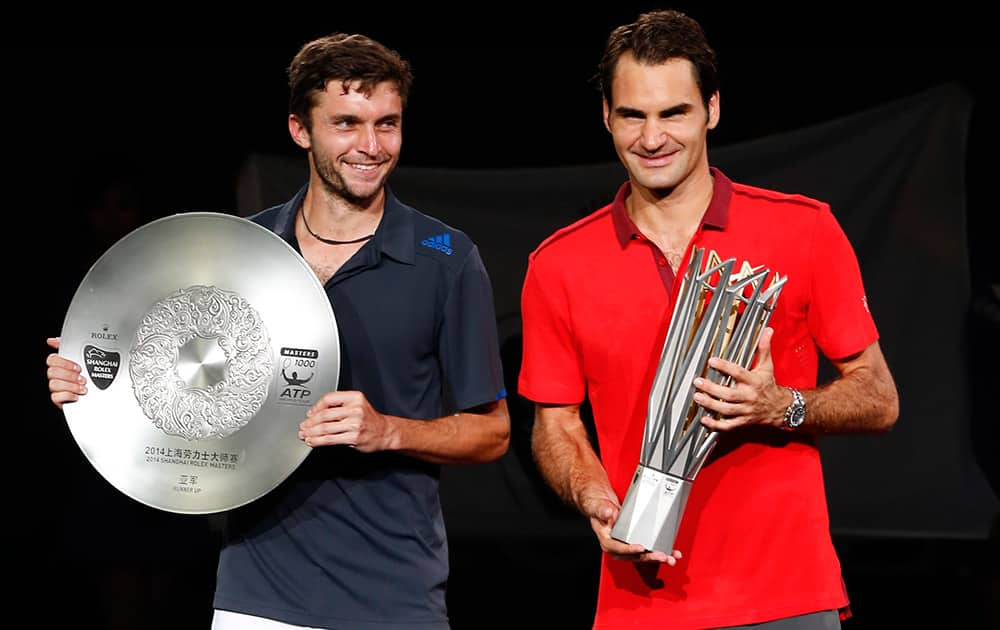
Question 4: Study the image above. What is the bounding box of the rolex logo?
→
[91,325,118,341]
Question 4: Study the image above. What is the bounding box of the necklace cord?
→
[301,209,375,245]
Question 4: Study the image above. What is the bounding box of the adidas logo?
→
[420,233,453,255]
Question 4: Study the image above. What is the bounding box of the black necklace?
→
[301,209,375,245]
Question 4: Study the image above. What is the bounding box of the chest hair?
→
[300,240,365,285]
[643,233,694,274]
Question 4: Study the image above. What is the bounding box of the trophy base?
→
[611,465,691,554]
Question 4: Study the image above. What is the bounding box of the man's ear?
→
[288,115,312,149]
[707,91,720,130]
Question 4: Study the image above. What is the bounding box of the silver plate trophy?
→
[611,247,786,553]
[59,212,339,514]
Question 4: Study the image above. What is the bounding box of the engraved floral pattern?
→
[130,285,273,440]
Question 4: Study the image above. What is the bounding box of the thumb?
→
[46,337,61,350]
[753,327,774,370]
[584,496,618,525]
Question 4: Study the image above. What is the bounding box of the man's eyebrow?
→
[613,103,693,117]
[331,114,361,123]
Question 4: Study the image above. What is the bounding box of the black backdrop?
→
[15,7,998,629]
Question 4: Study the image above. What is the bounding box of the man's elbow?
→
[480,414,511,463]
[490,429,511,462]
[874,388,900,433]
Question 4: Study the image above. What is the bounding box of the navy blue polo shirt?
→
[213,185,506,629]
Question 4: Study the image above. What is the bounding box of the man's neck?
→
[626,167,715,273]
[627,166,715,236]
[296,185,386,285]
[301,183,385,241]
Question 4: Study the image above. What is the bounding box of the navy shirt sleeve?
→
[438,244,506,411]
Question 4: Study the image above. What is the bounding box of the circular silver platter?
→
[60,212,339,514]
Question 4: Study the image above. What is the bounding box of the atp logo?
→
[278,347,319,403]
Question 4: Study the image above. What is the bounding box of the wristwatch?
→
[782,388,806,431]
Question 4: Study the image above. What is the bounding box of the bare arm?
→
[300,392,510,465]
[696,328,899,434]
[797,340,899,434]
[532,402,679,564]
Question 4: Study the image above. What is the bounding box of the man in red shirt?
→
[518,10,899,630]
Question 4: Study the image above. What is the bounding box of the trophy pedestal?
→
[611,465,691,554]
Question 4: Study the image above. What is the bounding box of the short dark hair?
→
[597,10,718,108]
[287,33,413,130]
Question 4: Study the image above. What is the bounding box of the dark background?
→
[13,8,996,288]
[15,6,998,629]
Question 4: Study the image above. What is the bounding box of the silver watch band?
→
[782,387,805,430]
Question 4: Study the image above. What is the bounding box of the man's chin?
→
[634,177,680,195]
[627,163,673,185]
[337,180,386,206]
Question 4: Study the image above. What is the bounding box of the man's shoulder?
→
[402,201,478,263]
[528,205,615,265]
[245,204,285,229]
[729,180,829,214]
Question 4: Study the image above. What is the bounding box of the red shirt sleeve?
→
[806,205,880,360]
[518,252,586,404]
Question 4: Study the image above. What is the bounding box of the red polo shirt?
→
[519,168,878,629]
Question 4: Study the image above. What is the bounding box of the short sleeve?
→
[438,245,506,411]
[518,253,586,404]
[807,205,880,360]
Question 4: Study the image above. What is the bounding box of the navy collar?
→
[275,185,415,266]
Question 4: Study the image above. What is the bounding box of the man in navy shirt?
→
[46,33,510,629]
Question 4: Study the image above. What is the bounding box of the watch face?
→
[789,406,805,427]
[783,389,805,430]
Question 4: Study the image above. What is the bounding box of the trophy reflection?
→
[610,247,785,553]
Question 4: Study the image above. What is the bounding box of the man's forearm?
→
[800,343,899,434]
[532,405,614,511]
[393,399,511,464]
